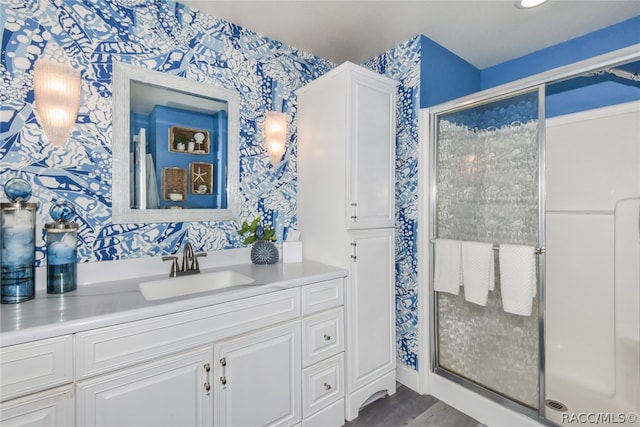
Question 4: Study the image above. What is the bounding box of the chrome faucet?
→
[162,242,207,277]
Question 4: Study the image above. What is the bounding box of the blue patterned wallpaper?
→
[365,37,421,369]
[1,0,421,369]
[1,0,332,263]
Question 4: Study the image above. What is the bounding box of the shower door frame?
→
[429,85,547,421]
[420,44,640,425]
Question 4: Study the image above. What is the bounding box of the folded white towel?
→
[434,239,462,295]
[461,241,494,306]
[499,244,537,316]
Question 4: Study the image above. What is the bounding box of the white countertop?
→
[0,253,347,348]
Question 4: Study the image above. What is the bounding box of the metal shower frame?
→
[421,44,640,424]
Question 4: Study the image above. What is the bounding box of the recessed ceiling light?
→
[515,0,549,9]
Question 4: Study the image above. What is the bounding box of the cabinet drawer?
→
[302,307,344,367]
[302,399,345,427]
[0,384,74,425]
[0,335,73,401]
[75,288,300,379]
[302,353,344,418]
[301,279,343,315]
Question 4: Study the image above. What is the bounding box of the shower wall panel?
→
[434,90,541,409]
[545,101,640,421]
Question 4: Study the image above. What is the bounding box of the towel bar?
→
[430,240,545,255]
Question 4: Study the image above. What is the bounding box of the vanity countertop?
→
[0,258,347,348]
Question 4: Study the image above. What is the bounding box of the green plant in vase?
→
[238,217,279,264]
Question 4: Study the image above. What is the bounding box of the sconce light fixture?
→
[33,59,81,146]
[265,111,287,166]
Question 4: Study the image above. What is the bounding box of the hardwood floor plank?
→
[344,384,483,427]
[406,401,484,427]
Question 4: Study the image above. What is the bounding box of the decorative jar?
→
[45,201,78,294]
[1,178,37,303]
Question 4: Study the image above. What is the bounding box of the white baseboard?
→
[396,361,424,394]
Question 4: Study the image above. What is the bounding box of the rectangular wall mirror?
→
[112,62,240,224]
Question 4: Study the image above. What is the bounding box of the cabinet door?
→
[0,385,73,427]
[76,346,212,427]
[346,228,396,391]
[214,322,301,427]
[347,74,396,230]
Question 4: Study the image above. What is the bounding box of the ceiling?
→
[179,1,640,69]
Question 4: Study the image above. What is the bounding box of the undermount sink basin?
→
[139,270,256,301]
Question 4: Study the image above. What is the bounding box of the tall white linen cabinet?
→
[296,62,398,421]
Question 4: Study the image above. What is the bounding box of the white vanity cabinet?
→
[1,271,347,427]
[300,279,346,427]
[76,346,213,427]
[73,287,301,427]
[214,322,301,427]
[0,385,74,426]
[0,335,74,426]
[297,62,397,420]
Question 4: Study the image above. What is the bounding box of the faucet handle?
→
[162,256,179,277]
[193,252,207,272]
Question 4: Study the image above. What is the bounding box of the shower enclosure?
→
[430,88,545,419]
[427,52,639,425]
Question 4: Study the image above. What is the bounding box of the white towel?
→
[434,239,462,295]
[499,244,536,316]
[461,241,494,306]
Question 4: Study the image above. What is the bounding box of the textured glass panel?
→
[435,90,540,409]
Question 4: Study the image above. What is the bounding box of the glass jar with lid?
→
[45,201,78,294]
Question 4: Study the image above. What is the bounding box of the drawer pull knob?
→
[324,382,332,391]
[323,334,332,341]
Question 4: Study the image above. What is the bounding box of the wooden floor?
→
[344,384,485,427]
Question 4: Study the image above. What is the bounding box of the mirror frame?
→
[112,61,240,224]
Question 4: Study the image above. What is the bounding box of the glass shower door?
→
[431,88,544,413]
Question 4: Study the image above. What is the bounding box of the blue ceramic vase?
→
[250,240,279,265]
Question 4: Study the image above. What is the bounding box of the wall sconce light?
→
[33,59,81,146]
[265,111,287,166]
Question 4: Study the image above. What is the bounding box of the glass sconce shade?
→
[33,59,81,146]
[265,111,287,166]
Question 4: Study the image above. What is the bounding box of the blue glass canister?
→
[45,201,78,294]
[1,178,37,304]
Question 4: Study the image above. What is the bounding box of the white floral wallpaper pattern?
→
[1,0,421,369]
